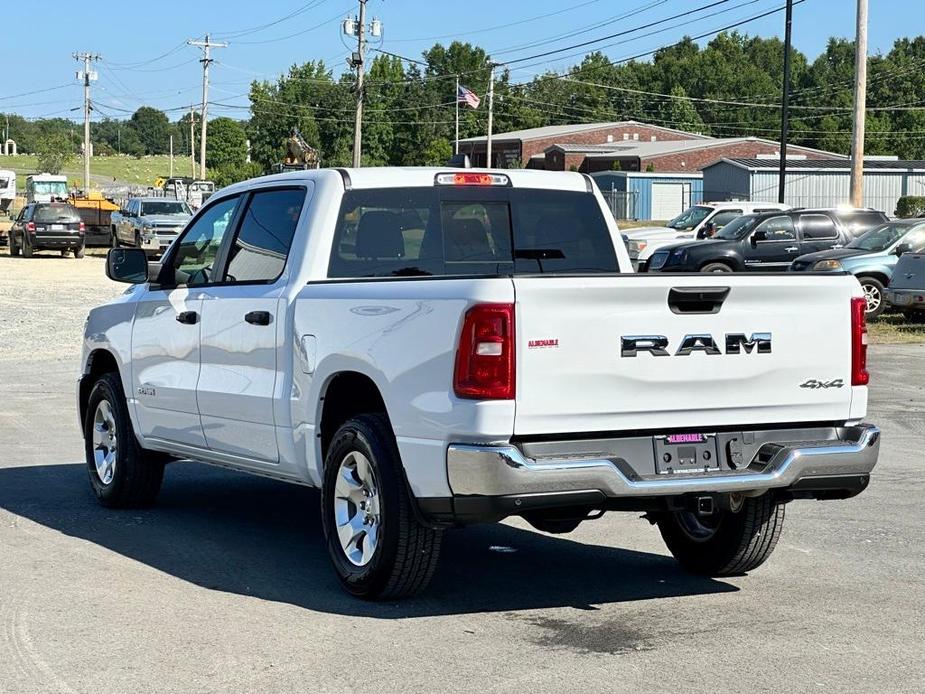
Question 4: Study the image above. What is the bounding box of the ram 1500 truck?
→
[79,167,880,600]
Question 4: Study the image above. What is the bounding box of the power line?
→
[213,0,330,39]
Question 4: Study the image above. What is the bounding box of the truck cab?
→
[25,174,68,204]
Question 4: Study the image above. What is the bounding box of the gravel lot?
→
[1,253,924,693]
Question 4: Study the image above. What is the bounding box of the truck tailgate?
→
[513,274,861,435]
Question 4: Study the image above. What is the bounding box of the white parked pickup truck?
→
[79,167,880,600]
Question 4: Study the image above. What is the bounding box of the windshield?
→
[667,205,712,230]
[715,214,759,240]
[140,201,191,216]
[846,223,918,252]
[33,181,67,196]
[34,205,80,223]
[0,177,11,190]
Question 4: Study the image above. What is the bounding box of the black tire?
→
[656,494,785,576]
[60,249,69,257]
[321,414,442,600]
[134,231,142,249]
[22,234,34,258]
[111,226,119,248]
[9,234,19,257]
[74,242,86,259]
[858,277,886,318]
[700,261,733,273]
[84,372,165,508]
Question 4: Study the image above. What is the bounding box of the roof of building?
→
[570,137,847,161]
[458,120,714,144]
[710,158,925,172]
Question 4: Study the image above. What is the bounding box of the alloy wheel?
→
[91,399,118,485]
[333,451,381,566]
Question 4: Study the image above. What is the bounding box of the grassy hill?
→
[0,154,196,191]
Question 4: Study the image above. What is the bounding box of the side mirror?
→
[106,248,149,284]
[894,242,912,256]
[751,230,768,246]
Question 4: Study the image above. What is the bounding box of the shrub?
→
[895,196,925,218]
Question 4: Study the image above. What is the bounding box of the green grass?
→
[0,154,195,191]
[869,311,925,344]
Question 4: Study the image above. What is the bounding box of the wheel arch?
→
[317,370,391,465]
[699,256,741,272]
[79,348,121,428]
[854,270,890,287]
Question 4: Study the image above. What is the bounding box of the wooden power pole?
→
[777,0,793,204]
[188,35,226,180]
[850,0,869,207]
[74,52,100,192]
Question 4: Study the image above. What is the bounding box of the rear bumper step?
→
[441,424,879,521]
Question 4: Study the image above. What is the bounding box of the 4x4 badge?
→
[800,379,844,389]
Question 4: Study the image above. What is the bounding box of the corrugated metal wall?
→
[704,165,925,214]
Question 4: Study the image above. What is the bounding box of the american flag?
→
[457,84,480,109]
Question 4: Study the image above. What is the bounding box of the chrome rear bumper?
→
[447,424,880,499]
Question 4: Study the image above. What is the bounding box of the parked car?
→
[646,208,889,273]
[8,202,86,258]
[113,197,193,257]
[790,219,925,317]
[626,201,792,271]
[885,252,925,321]
[81,167,879,599]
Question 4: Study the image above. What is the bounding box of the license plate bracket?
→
[653,433,720,474]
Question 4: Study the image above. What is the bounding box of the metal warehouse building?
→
[590,171,704,220]
[702,158,925,215]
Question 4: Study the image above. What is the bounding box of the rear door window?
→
[799,213,839,240]
[328,187,618,278]
[223,188,305,283]
[709,210,742,228]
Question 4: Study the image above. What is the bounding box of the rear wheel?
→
[22,234,34,258]
[111,226,119,248]
[656,494,785,576]
[700,261,733,273]
[9,234,19,257]
[84,372,165,508]
[321,414,442,599]
[74,242,86,259]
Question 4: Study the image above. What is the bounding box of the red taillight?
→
[79,222,85,231]
[454,303,515,400]
[25,222,35,232]
[851,296,869,386]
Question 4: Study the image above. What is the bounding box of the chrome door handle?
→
[785,246,799,253]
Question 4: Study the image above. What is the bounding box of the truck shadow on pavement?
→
[0,461,737,617]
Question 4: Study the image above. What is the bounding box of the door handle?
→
[175,310,198,325]
[785,246,799,253]
[245,310,272,326]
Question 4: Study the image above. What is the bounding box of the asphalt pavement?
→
[0,255,923,693]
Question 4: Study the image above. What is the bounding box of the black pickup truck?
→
[646,207,887,273]
[885,252,925,321]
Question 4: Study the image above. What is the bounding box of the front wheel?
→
[656,494,785,576]
[84,372,165,508]
[859,277,886,318]
[700,261,733,273]
[321,414,442,600]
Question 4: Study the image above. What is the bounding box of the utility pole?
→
[486,63,496,168]
[189,105,197,179]
[169,134,174,178]
[776,0,793,204]
[353,0,368,168]
[850,0,869,207]
[188,34,226,180]
[74,52,100,192]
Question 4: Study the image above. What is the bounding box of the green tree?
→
[206,117,248,169]
[35,133,75,174]
[129,107,170,155]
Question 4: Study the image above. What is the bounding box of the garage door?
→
[651,182,685,220]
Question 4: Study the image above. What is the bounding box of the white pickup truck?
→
[79,167,880,600]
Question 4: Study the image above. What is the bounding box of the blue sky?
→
[1,0,918,121]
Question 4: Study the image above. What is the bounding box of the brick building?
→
[457,121,713,168]
[458,122,845,172]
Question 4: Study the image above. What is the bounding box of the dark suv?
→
[646,208,888,273]
[9,203,86,258]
